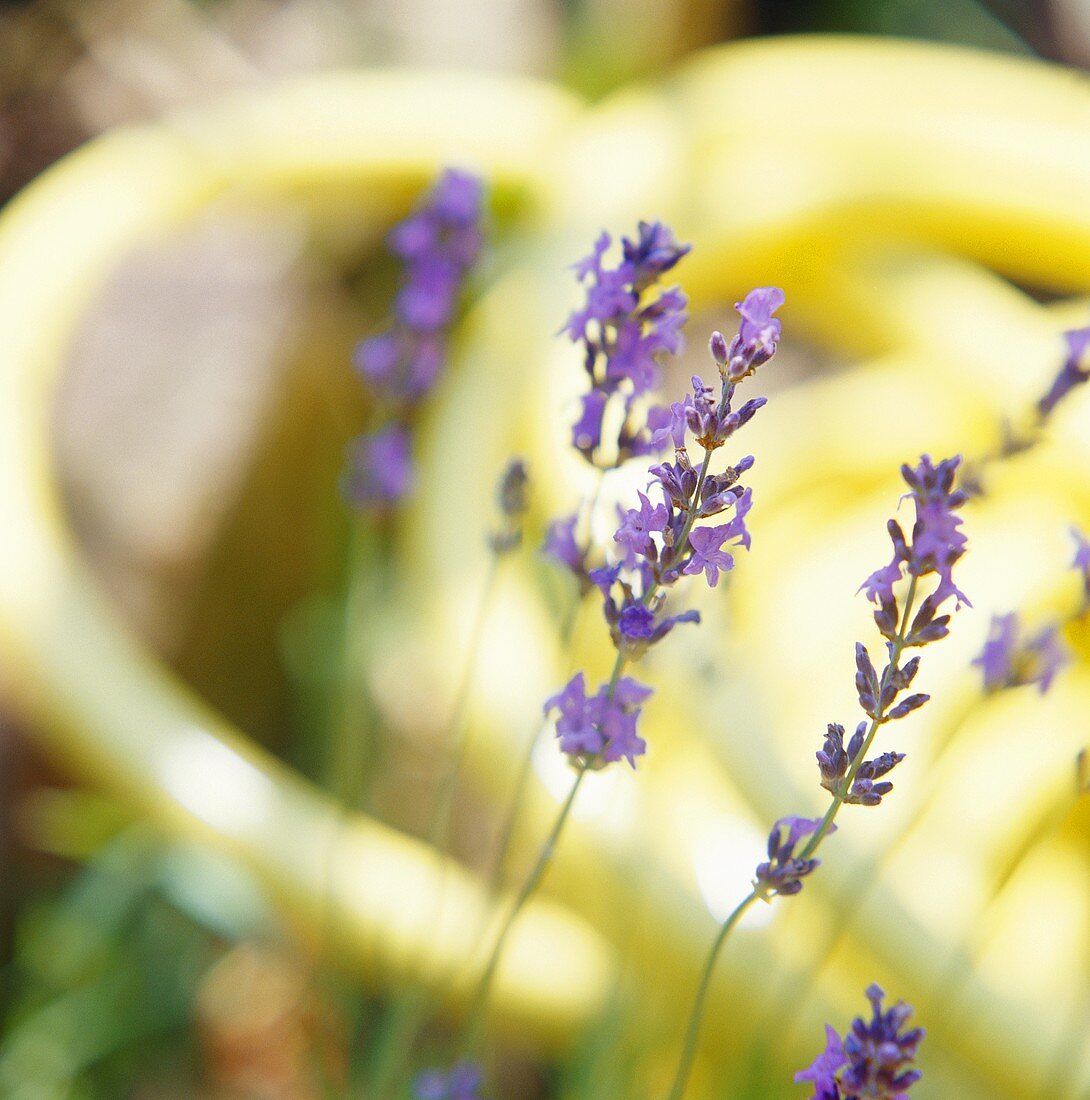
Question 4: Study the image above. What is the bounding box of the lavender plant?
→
[345,168,484,506]
[665,453,969,1099]
[490,222,693,887]
[437,225,784,1079]
[330,169,486,803]
[795,984,924,1100]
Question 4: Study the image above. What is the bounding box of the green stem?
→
[326,514,384,807]
[460,444,716,1062]
[489,591,582,892]
[366,553,502,1100]
[460,761,589,1057]
[665,890,760,1100]
[427,553,502,853]
[488,470,606,891]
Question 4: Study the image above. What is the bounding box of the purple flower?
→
[544,673,604,757]
[544,673,653,768]
[621,220,691,289]
[753,816,832,898]
[343,425,413,505]
[1073,526,1090,600]
[1037,323,1090,419]
[861,456,969,635]
[972,612,1069,695]
[618,603,655,639]
[795,1025,847,1100]
[681,494,754,587]
[345,168,484,509]
[719,286,785,382]
[562,223,690,467]
[841,985,924,1099]
[572,390,608,457]
[797,986,923,1100]
[973,612,1019,691]
[413,1061,484,1100]
[682,524,737,587]
[543,514,584,576]
[614,491,670,568]
[357,169,482,399]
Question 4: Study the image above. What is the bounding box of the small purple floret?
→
[1073,526,1090,601]
[343,425,414,506]
[1038,323,1090,419]
[413,1061,484,1100]
[544,672,652,768]
[753,816,832,898]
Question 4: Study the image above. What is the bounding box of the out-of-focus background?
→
[2,1,1090,1098]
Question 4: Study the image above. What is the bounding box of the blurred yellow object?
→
[1,35,1090,1097]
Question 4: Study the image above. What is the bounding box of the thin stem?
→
[656,448,714,592]
[460,762,589,1056]
[427,553,502,853]
[489,591,582,892]
[461,444,715,1062]
[366,553,502,1100]
[665,889,760,1100]
[488,471,606,891]
[665,573,923,1099]
[326,514,384,807]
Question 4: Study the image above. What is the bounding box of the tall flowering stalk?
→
[665,454,969,1100]
[489,223,693,888]
[449,229,784,1067]
[795,984,924,1100]
[344,168,484,505]
[327,169,486,807]
[561,220,690,469]
[968,320,1090,696]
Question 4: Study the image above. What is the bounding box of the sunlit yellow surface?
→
[1,36,1089,1097]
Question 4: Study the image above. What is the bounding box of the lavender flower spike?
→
[563,221,691,466]
[796,985,924,1100]
[346,168,484,508]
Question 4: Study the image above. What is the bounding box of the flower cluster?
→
[749,456,968,901]
[562,221,690,466]
[753,816,833,898]
[1037,322,1090,419]
[973,611,1068,694]
[413,1061,484,1100]
[544,672,651,768]
[811,456,969,810]
[344,169,484,507]
[795,984,924,1100]
[545,285,784,770]
[970,525,1090,695]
